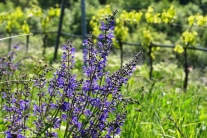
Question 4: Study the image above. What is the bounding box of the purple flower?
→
[53,118,61,128]
[60,102,70,111]
[62,52,67,61]
[105,134,111,138]
[99,110,108,122]
[77,122,82,130]
[12,44,19,50]
[61,114,67,120]
[57,76,64,88]
[2,92,6,98]
[107,31,114,39]
[11,98,17,103]
[90,98,101,107]
[50,103,57,109]
[5,131,26,138]
[83,39,88,46]
[46,132,58,138]
[2,11,142,138]
[19,100,30,110]
[72,116,78,124]
[33,104,40,115]
[71,47,76,53]
[109,21,115,30]
[100,22,107,31]
[115,128,121,135]
[81,130,87,137]
[62,44,67,50]
[98,41,103,47]
[71,116,82,130]
[3,105,11,112]
[4,131,12,138]
[17,134,26,138]
[98,34,104,40]
[84,109,92,117]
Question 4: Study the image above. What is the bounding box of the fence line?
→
[61,32,82,38]
[123,41,207,52]
[1,29,207,90]
[121,41,207,90]
[152,43,207,52]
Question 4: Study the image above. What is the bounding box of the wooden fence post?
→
[8,33,12,52]
[26,35,29,54]
[54,0,66,61]
[118,39,123,68]
[183,47,189,91]
[149,44,153,80]
[81,0,87,67]
[42,34,48,55]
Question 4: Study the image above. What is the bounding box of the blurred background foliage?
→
[0,1,207,137]
[0,0,207,68]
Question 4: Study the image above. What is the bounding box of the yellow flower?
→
[182,31,197,44]
[174,44,184,53]
[150,53,155,59]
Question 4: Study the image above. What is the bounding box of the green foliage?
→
[6,0,39,8]
[88,2,207,68]
[0,1,207,136]
[0,44,207,138]
[121,63,207,138]
[0,4,60,34]
[90,5,176,58]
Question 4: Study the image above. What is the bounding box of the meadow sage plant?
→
[1,11,142,138]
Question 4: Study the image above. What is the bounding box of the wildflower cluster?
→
[0,47,31,138]
[1,11,142,138]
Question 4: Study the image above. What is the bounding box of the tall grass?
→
[121,64,207,138]
[0,46,206,137]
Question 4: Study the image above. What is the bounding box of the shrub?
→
[0,11,142,138]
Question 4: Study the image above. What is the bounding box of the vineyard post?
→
[53,0,66,61]
[42,34,48,55]
[118,39,123,68]
[182,22,194,91]
[183,47,189,91]
[81,0,87,67]
[26,35,29,54]
[81,0,86,40]
[8,33,12,52]
[149,43,153,80]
